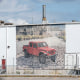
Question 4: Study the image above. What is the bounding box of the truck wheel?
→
[24,50,30,58]
[51,55,56,62]
[39,54,46,64]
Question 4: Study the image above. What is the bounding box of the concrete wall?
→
[0,24,80,73]
[66,24,80,53]
[0,27,6,67]
[6,27,16,74]
[0,26,16,74]
[65,24,80,69]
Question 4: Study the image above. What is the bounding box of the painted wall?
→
[0,24,80,72]
[0,28,6,66]
[7,27,16,66]
[0,26,16,74]
[65,24,80,69]
[6,27,16,74]
[66,24,80,53]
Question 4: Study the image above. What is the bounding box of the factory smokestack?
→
[42,5,47,24]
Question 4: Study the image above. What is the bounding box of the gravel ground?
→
[16,46,65,70]
[0,77,79,80]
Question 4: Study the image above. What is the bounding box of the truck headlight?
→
[44,53,47,54]
[46,51,50,54]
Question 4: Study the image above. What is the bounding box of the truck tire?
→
[51,55,56,62]
[24,50,30,58]
[39,54,46,64]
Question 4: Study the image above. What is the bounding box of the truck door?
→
[28,42,33,54]
[33,43,38,56]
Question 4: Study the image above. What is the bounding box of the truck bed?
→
[23,45,29,51]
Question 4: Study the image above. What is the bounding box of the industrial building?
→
[0,22,80,75]
[0,5,80,75]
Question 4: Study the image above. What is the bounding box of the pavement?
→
[0,77,79,80]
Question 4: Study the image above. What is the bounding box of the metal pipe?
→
[42,5,46,21]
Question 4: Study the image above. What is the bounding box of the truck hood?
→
[39,47,55,51]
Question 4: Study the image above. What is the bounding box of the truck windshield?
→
[38,42,48,47]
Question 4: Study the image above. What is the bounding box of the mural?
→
[16,24,65,70]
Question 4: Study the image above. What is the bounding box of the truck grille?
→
[49,50,54,54]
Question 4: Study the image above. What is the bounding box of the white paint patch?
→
[66,24,80,53]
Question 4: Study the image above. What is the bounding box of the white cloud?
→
[37,0,77,3]
[0,0,29,12]
[8,19,29,25]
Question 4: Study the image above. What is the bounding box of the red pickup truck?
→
[23,41,56,64]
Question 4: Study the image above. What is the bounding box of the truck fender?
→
[23,49,27,52]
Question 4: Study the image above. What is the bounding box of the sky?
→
[0,0,80,24]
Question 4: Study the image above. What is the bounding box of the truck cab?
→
[23,41,56,64]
